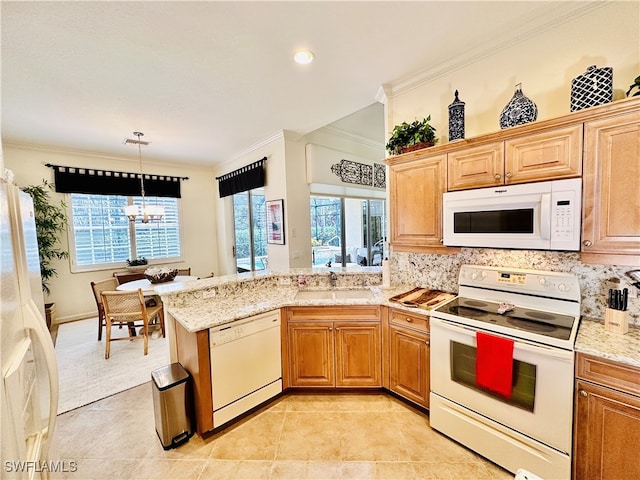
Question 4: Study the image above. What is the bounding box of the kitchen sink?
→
[294,288,373,300]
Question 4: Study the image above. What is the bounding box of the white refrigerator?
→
[1,176,59,479]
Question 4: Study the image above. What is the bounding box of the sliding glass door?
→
[233,188,267,272]
[310,196,385,267]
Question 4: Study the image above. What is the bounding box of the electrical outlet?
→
[202,288,216,299]
[279,277,291,286]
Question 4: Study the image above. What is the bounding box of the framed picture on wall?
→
[266,199,285,245]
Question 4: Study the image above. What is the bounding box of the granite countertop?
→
[161,271,639,369]
[164,283,443,333]
[575,316,640,368]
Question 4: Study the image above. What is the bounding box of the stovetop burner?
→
[437,297,576,341]
[506,317,557,333]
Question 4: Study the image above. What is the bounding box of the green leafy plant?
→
[626,75,640,97]
[126,257,148,266]
[21,180,69,295]
[386,116,438,155]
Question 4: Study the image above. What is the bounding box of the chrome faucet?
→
[329,271,337,288]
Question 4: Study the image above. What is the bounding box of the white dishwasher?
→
[209,310,282,428]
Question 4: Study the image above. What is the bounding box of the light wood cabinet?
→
[581,110,640,265]
[287,322,334,387]
[389,308,430,408]
[286,306,381,388]
[172,317,213,434]
[447,142,504,191]
[388,152,452,253]
[447,125,582,190]
[574,354,640,480]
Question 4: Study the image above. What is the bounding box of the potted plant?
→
[126,257,148,272]
[21,180,69,327]
[386,116,438,155]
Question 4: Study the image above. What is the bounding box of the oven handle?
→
[430,317,574,360]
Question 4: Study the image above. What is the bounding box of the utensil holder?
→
[604,308,629,334]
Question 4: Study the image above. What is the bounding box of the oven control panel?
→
[459,265,580,301]
[497,272,526,285]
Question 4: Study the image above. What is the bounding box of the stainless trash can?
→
[151,362,194,449]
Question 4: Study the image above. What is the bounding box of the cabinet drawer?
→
[287,305,380,322]
[389,309,429,333]
[576,353,640,397]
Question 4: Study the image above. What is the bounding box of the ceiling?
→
[1,1,598,168]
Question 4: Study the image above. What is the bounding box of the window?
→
[68,193,181,271]
[310,196,385,267]
[233,188,267,272]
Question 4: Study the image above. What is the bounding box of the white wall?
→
[3,143,218,322]
[386,2,639,143]
[213,132,296,274]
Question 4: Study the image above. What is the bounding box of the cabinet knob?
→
[335,327,340,331]
[328,327,333,331]
[405,317,412,323]
[494,174,501,180]
[583,240,592,247]
[425,340,430,346]
[579,390,588,397]
[505,172,513,178]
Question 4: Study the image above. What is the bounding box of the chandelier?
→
[124,132,164,223]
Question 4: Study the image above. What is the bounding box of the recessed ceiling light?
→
[294,50,315,65]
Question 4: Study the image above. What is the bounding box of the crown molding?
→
[321,125,385,150]
[230,130,286,161]
[2,141,214,171]
[389,2,607,97]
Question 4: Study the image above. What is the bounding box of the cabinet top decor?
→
[385,96,640,165]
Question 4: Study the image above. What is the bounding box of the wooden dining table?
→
[116,275,198,296]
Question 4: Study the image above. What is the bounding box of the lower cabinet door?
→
[574,379,640,480]
[288,322,334,387]
[390,325,430,408]
[335,322,381,387]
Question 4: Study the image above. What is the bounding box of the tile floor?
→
[51,385,513,479]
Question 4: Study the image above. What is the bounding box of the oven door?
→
[430,317,574,453]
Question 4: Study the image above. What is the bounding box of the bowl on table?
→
[144,268,178,284]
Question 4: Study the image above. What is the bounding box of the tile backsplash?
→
[391,248,640,326]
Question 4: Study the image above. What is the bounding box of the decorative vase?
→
[45,302,56,330]
[499,83,537,129]
[448,90,465,141]
[571,65,613,111]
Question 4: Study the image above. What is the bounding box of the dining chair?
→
[90,278,119,341]
[177,267,191,276]
[113,271,146,286]
[100,289,165,359]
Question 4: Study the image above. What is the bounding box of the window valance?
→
[45,164,187,198]
[216,157,266,198]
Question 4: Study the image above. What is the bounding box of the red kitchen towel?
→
[475,332,514,398]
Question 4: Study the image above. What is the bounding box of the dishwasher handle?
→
[210,312,281,347]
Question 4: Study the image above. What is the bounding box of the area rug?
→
[54,317,169,414]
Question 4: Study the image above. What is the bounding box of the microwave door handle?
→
[540,193,551,240]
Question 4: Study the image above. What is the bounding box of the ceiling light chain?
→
[124,131,164,223]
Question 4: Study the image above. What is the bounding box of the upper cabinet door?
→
[581,110,640,264]
[447,142,504,190]
[389,153,449,252]
[505,124,583,184]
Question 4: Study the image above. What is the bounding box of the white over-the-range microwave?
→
[443,178,582,251]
